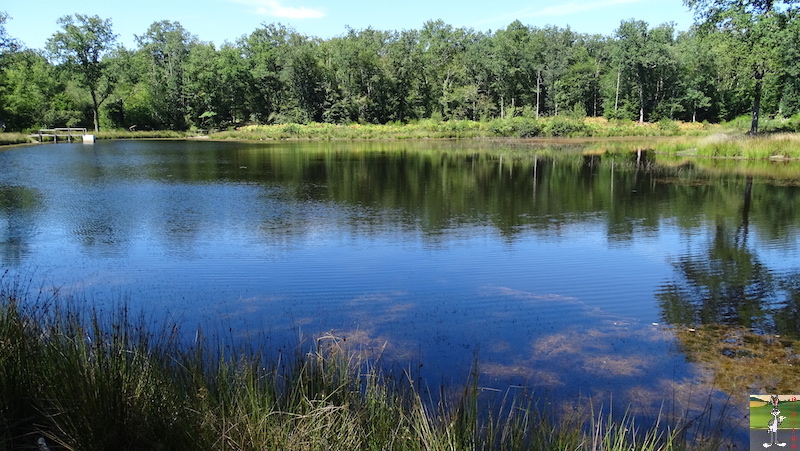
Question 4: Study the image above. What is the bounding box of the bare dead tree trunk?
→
[750,73,763,135]
[614,68,621,114]
[639,87,645,124]
[536,69,541,119]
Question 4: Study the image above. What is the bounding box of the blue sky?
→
[4,0,696,50]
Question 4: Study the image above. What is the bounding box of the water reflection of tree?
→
[656,170,800,336]
[656,174,800,393]
[0,186,41,263]
[657,221,777,332]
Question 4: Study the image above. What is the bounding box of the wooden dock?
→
[33,128,89,143]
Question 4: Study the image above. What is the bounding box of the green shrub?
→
[543,117,587,137]
[657,118,680,134]
[488,118,514,136]
[511,117,542,138]
[282,123,303,135]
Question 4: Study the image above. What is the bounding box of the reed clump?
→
[0,132,35,145]
[208,117,711,141]
[0,276,732,450]
[644,132,800,160]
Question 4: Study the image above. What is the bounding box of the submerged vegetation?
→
[0,276,737,450]
[674,325,800,395]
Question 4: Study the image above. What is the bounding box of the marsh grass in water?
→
[641,132,800,160]
[0,276,737,450]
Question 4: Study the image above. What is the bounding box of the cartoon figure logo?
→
[764,395,787,448]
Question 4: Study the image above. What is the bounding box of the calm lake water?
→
[2,139,799,442]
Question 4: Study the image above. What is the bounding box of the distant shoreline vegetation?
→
[5,115,800,160]
[2,6,800,137]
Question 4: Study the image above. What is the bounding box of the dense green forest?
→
[1,0,799,133]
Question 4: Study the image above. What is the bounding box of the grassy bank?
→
[2,117,704,146]
[8,115,800,160]
[93,130,203,140]
[0,130,203,146]
[211,117,711,140]
[0,277,735,450]
[0,133,36,146]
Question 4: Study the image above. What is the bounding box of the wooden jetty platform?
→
[32,128,89,143]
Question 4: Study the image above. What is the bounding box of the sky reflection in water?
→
[3,139,799,445]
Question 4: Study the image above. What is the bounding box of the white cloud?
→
[234,0,325,19]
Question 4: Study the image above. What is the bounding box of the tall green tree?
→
[275,32,324,123]
[240,24,291,124]
[100,47,143,129]
[684,0,799,133]
[135,20,196,129]
[242,24,323,124]
[382,29,424,122]
[675,29,714,122]
[540,26,577,117]
[183,42,250,128]
[46,14,117,131]
[461,31,497,120]
[776,13,800,116]
[490,21,534,118]
[611,20,678,123]
[1,50,75,130]
[418,20,476,120]
[324,27,390,123]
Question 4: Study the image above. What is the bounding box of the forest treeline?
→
[1,0,799,133]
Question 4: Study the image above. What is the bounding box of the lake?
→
[2,138,799,443]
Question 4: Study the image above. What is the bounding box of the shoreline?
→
[4,123,800,162]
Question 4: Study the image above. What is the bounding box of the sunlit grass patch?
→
[644,132,800,160]
[0,132,36,145]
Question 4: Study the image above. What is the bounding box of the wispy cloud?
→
[232,0,325,19]
[476,0,641,26]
